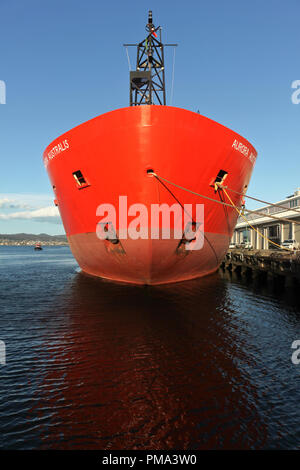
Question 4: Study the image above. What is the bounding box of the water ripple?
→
[0,246,299,449]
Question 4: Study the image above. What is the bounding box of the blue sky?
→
[0,0,299,235]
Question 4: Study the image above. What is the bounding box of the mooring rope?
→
[221,184,300,216]
[151,173,235,209]
[151,172,219,263]
[220,186,290,251]
[150,173,300,226]
[150,172,298,251]
[153,172,194,221]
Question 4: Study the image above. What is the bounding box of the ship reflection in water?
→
[0,247,300,449]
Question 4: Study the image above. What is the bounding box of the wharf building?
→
[232,189,300,249]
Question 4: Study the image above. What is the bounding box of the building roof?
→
[235,189,300,229]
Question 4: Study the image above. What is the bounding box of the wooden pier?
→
[220,249,300,285]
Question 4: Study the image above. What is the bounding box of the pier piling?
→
[221,249,300,287]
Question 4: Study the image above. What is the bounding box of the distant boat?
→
[34,243,42,251]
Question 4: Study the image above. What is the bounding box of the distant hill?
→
[0,233,67,244]
[0,233,67,241]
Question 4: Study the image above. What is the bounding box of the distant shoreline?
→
[0,233,68,246]
[0,241,69,246]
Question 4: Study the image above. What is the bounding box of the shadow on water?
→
[219,268,300,318]
[31,273,267,450]
[1,248,300,450]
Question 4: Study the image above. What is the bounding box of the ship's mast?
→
[124,11,177,106]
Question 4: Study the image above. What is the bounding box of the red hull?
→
[43,106,256,285]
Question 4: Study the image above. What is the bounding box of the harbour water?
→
[0,246,300,450]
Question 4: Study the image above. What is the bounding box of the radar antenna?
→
[124,11,177,106]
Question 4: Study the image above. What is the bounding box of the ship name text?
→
[232,139,256,164]
[44,139,69,167]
